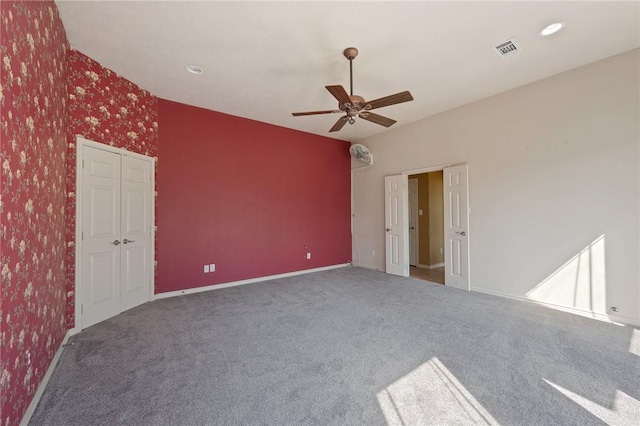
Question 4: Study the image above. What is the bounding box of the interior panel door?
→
[385,174,409,277]
[120,155,152,311]
[444,164,470,290]
[81,146,121,328]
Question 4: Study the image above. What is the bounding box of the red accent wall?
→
[66,50,158,326]
[0,2,69,425]
[157,100,351,293]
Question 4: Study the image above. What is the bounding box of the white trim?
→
[74,140,82,330]
[19,330,72,426]
[471,286,640,328]
[74,136,156,331]
[416,263,431,269]
[402,164,450,176]
[429,262,445,269]
[154,263,352,300]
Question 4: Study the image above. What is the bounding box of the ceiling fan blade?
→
[366,91,414,110]
[359,111,397,127]
[329,116,349,132]
[292,110,341,116]
[326,85,352,105]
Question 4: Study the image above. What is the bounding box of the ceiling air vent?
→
[493,39,520,58]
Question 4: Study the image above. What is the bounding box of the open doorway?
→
[408,171,445,285]
[384,164,469,290]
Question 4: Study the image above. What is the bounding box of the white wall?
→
[352,49,639,325]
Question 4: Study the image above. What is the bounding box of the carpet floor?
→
[30,267,639,425]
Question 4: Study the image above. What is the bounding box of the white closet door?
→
[80,142,153,329]
[81,146,122,328]
[120,155,152,312]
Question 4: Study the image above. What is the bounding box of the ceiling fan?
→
[292,47,414,132]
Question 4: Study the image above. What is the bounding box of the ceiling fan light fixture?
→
[186,64,204,75]
[539,21,565,37]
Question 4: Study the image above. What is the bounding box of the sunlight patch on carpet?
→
[544,379,640,424]
[377,357,497,425]
[629,328,640,357]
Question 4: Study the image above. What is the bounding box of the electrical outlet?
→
[210,263,215,272]
[372,250,376,257]
[204,265,209,273]
[306,253,311,260]
[440,248,443,254]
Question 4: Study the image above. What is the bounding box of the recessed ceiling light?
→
[186,65,204,75]
[539,22,565,37]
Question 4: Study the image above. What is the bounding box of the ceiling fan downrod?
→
[343,47,358,96]
[349,57,354,96]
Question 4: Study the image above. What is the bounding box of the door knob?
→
[456,231,466,236]
[386,228,392,232]
[123,239,135,244]
[111,240,121,246]
[409,226,415,230]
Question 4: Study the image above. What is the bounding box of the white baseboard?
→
[471,287,640,328]
[415,263,444,270]
[154,263,352,300]
[20,329,72,426]
[67,326,81,337]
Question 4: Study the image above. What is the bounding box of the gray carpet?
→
[30,267,639,425]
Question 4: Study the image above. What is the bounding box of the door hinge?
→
[82,159,85,169]
[81,231,84,241]
[80,304,83,314]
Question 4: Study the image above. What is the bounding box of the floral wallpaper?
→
[0,1,69,425]
[66,50,158,327]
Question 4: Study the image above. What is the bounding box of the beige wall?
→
[428,171,444,265]
[415,173,431,266]
[352,49,640,325]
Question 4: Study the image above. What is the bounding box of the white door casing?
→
[444,164,470,291]
[77,138,154,330]
[81,146,122,328]
[408,179,418,266]
[385,174,409,277]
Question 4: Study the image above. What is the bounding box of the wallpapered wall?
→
[0,2,69,425]
[66,50,158,327]
[157,99,352,293]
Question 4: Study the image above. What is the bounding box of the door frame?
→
[74,136,156,331]
[400,163,470,287]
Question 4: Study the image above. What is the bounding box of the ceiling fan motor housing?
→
[341,95,366,113]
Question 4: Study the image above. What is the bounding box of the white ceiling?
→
[56,0,640,142]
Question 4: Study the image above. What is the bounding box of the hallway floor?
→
[410,266,445,285]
